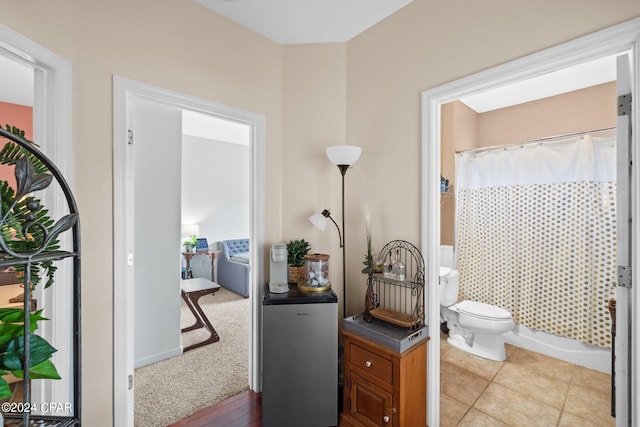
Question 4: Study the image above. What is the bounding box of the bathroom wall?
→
[0,101,32,189]
[441,81,616,244]
[440,101,477,246]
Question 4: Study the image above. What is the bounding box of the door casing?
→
[0,22,73,413]
[112,76,265,426]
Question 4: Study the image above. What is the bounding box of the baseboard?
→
[134,346,183,369]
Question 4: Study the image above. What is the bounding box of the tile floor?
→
[440,333,615,426]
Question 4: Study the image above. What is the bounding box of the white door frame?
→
[421,18,640,427]
[112,76,265,426]
[0,23,73,413]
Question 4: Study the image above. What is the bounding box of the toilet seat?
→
[455,300,512,321]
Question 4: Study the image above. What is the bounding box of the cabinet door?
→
[347,372,395,427]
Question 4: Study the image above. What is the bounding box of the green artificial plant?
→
[286,239,311,267]
[183,234,197,251]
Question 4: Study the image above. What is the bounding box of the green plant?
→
[0,125,58,289]
[183,234,197,250]
[286,239,311,267]
[0,125,77,400]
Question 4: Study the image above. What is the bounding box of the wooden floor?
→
[169,390,262,427]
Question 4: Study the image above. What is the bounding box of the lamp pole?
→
[338,165,349,317]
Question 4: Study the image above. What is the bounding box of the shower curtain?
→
[455,135,616,348]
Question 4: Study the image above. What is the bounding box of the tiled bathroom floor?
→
[440,333,615,426]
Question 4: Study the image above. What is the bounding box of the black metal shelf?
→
[0,251,78,268]
[4,414,76,426]
[363,240,425,332]
[0,127,81,426]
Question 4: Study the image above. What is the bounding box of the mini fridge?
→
[262,283,338,427]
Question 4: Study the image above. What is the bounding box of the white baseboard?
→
[134,346,183,369]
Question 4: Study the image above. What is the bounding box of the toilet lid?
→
[439,267,451,277]
[456,300,512,320]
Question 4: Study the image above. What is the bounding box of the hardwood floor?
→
[169,390,262,427]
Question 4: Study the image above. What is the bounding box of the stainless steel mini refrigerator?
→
[262,283,338,427]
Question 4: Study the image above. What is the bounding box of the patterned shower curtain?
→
[455,136,616,348]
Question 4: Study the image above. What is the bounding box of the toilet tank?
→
[440,245,455,268]
[439,268,459,307]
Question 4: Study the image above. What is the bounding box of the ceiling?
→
[194,0,414,44]
[0,55,33,107]
[460,54,617,113]
[0,6,619,114]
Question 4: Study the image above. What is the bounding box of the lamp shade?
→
[181,223,200,237]
[308,213,328,231]
[326,145,362,166]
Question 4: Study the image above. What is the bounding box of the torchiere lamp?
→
[309,145,362,316]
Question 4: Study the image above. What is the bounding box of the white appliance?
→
[269,242,288,293]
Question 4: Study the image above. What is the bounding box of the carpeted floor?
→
[134,287,250,427]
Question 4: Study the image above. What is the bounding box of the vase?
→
[288,266,305,284]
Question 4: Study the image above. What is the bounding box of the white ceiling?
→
[460,54,617,113]
[194,0,414,44]
[0,55,33,107]
[182,110,250,145]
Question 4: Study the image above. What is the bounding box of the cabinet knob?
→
[384,416,390,423]
[365,361,372,368]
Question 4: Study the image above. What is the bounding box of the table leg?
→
[181,291,204,332]
[181,288,221,352]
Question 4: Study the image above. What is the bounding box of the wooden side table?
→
[182,250,221,280]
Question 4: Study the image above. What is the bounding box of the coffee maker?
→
[269,243,289,293]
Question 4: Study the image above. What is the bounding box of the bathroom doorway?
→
[422,19,640,427]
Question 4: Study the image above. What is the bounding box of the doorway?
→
[0,23,72,413]
[421,18,640,427]
[112,76,265,426]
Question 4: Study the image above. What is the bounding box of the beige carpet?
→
[134,287,250,427]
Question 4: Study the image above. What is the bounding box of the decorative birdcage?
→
[363,240,424,332]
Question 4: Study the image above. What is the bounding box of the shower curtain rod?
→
[456,126,616,156]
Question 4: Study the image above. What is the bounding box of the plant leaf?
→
[2,348,21,371]
[0,377,12,400]
[11,359,61,380]
[3,334,57,371]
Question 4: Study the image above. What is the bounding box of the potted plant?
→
[183,234,197,252]
[286,239,310,284]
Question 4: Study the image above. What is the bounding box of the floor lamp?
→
[309,145,362,316]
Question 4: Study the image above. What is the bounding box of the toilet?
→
[439,267,514,361]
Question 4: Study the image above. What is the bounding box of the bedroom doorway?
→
[113,76,265,426]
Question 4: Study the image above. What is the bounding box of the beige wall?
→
[282,43,348,311]
[0,1,284,424]
[441,101,478,246]
[478,81,617,147]
[0,0,638,424]
[345,0,638,316]
[440,82,617,244]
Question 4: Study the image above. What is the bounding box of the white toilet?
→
[439,267,514,361]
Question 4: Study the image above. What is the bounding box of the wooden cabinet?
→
[340,330,427,427]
